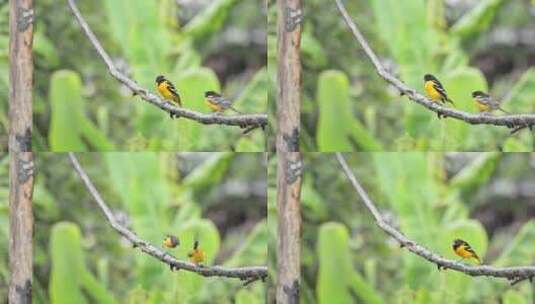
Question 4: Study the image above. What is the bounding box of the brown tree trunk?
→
[8,152,34,304]
[9,0,34,302]
[9,0,33,152]
[276,0,303,152]
[276,152,302,304]
[276,0,303,302]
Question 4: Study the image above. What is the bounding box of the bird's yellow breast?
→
[455,246,475,259]
[425,81,443,102]
[474,99,490,111]
[205,100,222,112]
[189,249,205,264]
[157,82,173,99]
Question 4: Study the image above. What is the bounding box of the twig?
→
[67,0,267,129]
[335,0,535,131]
[68,153,267,283]
[335,152,535,285]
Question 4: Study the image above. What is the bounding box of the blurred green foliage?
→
[0,2,9,150]
[34,153,267,303]
[0,154,8,299]
[267,0,535,151]
[32,0,267,152]
[269,152,535,303]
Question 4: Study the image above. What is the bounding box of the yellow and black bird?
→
[163,234,180,249]
[452,239,481,264]
[188,240,206,265]
[424,74,454,105]
[472,91,509,114]
[204,91,242,114]
[156,75,182,118]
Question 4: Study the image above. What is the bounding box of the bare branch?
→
[66,0,267,130]
[335,0,535,131]
[336,152,535,284]
[68,153,267,283]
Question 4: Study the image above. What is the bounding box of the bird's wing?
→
[166,81,180,97]
[432,80,449,98]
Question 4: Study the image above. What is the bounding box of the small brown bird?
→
[472,91,509,114]
[204,91,242,114]
[452,239,481,264]
[163,234,180,249]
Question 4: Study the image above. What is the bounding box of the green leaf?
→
[502,290,528,304]
[48,70,86,151]
[451,0,506,39]
[317,222,383,304]
[316,70,352,150]
[502,138,530,152]
[449,153,500,192]
[49,222,117,304]
[47,70,114,151]
[34,27,60,68]
[174,68,221,150]
[301,30,328,69]
[235,289,262,304]
[373,153,440,288]
[182,0,240,41]
[316,222,353,304]
[181,152,234,194]
[494,220,535,267]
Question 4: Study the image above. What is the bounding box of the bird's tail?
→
[498,107,510,114]
[174,96,182,107]
[446,98,455,105]
[473,254,481,264]
[229,106,242,114]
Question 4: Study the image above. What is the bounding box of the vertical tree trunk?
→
[276,0,303,152]
[9,0,34,303]
[276,151,302,304]
[276,0,303,302]
[8,152,34,304]
[9,0,33,152]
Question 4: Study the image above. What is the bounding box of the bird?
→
[204,91,242,114]
[452,239,481,264]
[472,91,509,114]
[188,240,206,265]
[162,234,180,249]
[424,74,454,105]
[155,75,182,118]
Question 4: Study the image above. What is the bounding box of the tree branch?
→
[335,152,535,285]
[66,0,267,130]
[335,0,535,132]
[68,153,267,284]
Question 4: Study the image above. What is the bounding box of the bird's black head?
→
[205,91,219,98]
[424,74,436,82]
[472,91,485,98]
[155,75,165,84]
[452,239,464,249]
